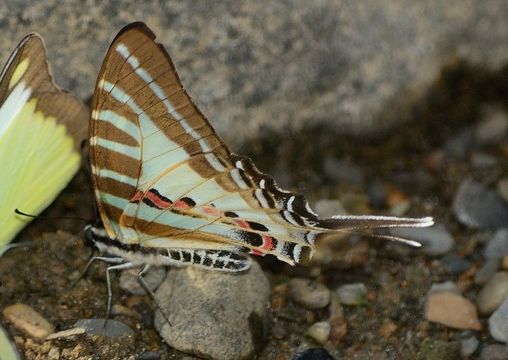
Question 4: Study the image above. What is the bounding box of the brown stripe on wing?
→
[91,146,141,180]
[94,119,139,146]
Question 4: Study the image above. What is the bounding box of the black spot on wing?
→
[247,221,269,232]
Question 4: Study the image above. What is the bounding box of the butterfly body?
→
[88,22,433,272]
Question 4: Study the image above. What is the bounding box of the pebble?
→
[379,321,398,339]
[137,352,160,360]
[484,229,508,259]
[428,281,459,295]
[3,303,54,339]
[289,278,331,309]
[480,344,508,360]
[439,253,471,274]
[154,261,270,360]
[498,178,508,203]
[475,106,508,144]
[477,272,508,315]
[460,335,479,357]
[74,319,134,337]
[452,180,508,229]
[425,292,481,330]
[119,266,166,296]
[471,152,499,168]
[444,127,474,159]
[416,338,461,360]
[313,199,347,219]
[366,180,387,209]
[390,224,454,256]
[292,348,336,360]
[489,298,508,342]
[306,321,331,345]
[46,327,86,340]
[335,283,367,306]
[474,258,500,285]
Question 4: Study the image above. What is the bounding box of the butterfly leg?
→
[105,261,135,322]
[70,255,124,289]
[137,265,172,326]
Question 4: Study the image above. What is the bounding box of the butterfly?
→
[85,22,433,281]
[0,33,87,249]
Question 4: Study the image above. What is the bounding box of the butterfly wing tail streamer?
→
[0,33,87,247]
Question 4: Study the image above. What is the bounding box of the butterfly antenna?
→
[14,209,91,223]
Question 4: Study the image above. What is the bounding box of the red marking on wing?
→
[250,249,264,256]
[233,219,251,229]
[173,200,191,210]
[203,206,221,216]
[261,235,274,250]
[146,191,172,209]
[130,190,143,202]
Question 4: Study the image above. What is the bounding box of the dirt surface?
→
[1,61,508,359]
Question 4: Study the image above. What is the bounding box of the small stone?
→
[428,281,459,295]
[445,127,474,159]
[416,338,461,360]
[480,344,508,360]
[460,335,479,357]
[453,180,508,229]
[137,352,160,360]
[471,152,498,168]
[439,253,471,274]
[425,292,481,330]
[155,262,270,360]
[292,348,336,360]
[306,321,330,345]
[489,298,508,342]
[119,266,166,295]
[46,327,86,340]
[335,283,367,306]
[74,319,134,337]
[484,229,508,259]
[289,278,331,309]
[3,304,54,339]
[366,180,387,209]
[498,178,508,203]
[379,321,398,339]
[47,347,60,360]
[390,224,454,256]
[477,272,508,315]
[474,258,500,285]
[475,106,508,144]
[313,199,347,219]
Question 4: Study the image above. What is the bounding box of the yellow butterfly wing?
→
[0,33,88,247]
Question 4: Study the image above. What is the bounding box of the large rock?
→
[154,261,270,360]
[0,1,507,147]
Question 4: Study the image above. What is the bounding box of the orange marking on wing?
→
[233,219,251,229]
[261,235,274,250]
[203,206,221,216]
[173,200,191,210]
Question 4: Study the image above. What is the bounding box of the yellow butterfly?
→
[0,33,87,248]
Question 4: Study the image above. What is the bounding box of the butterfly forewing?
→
[90,22,434,270]
[0,33,87,246]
